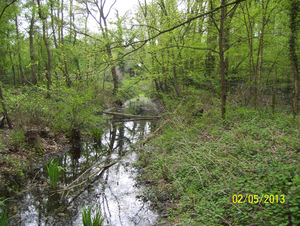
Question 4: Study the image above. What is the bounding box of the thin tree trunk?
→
[50,0,58,49]
[37,0,51,90]
[15,14,25,84]
[105,46,118,94]
[172,54,179,96]
[61,0,71,87]
[219,0,227,119]
[29,1,37,85]
[0,85,13,129]
[9,52,16,87]
[205,1,216,79]
[99,1,118,94]
[256,0,266,110]
[258,0,265,86]
[289,0,299,116]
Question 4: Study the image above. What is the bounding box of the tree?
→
[288,0,299,116]
[0,0,17,129]
[15,14,26,84]
[37,0,51,89]
[28,0,38,85]
[82,0,119,94]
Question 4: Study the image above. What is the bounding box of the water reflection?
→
[6,103,159,226]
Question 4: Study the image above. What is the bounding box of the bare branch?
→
[83,1,100,26]
[0,0,17,21]
[124,0,245,49]
[106,0,117,19]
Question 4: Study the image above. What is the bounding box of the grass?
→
[0,208,7,226]
[139,105,300,225]
[82,204,105,226]
[10,129,25,149]
[46,159,64,187]
[0,198,8,226]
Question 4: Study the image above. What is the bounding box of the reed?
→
[82,204,104,226]
[47,159,64,187]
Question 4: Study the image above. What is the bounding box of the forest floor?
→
[137,97,300,225]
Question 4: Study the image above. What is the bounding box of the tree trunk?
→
[219,0,227,119]
[258,0,266,86]
[9,52,16,87]
[50,0,58,49]
[37,0,51,90]
[0,85,13,129]
[29,1,37,85]
[96,0,118,94]
[205,1,216,80]
[105,46,118,94]
[15,15,25,84]
[289,0,299,117]
[61,0,71,87]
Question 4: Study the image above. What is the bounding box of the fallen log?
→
[102,111,160,119]
[114,118,159,122]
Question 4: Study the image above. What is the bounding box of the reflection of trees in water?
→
[70,146,81,162]
[117,123,125,155]
[137,121,147,140]
[108,120,157,153]
[150,120,158,133]
[109,120,117,151]
[8,181,77,225]
[8,105,158,225]
[99,170,125,225]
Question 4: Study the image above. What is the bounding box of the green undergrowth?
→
[0,81,113,189]
[139,105,300,225]
[3,81,110,136]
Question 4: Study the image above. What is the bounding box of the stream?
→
[5,99,159,226]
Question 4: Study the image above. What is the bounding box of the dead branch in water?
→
[114,118,159,122]
[59,161,117,198]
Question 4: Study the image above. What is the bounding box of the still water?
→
[6,100,159,226]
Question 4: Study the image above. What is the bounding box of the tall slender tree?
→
[288,0,299,116]
[15,14,26,84]
[82,0,119,94]
[29,0,37,84]
[37,0,51,89]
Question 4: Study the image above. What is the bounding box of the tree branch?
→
[0,0,17,21]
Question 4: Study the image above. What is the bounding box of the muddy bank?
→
[0,126,70,192]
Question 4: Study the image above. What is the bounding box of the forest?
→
[0,0,300,225]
